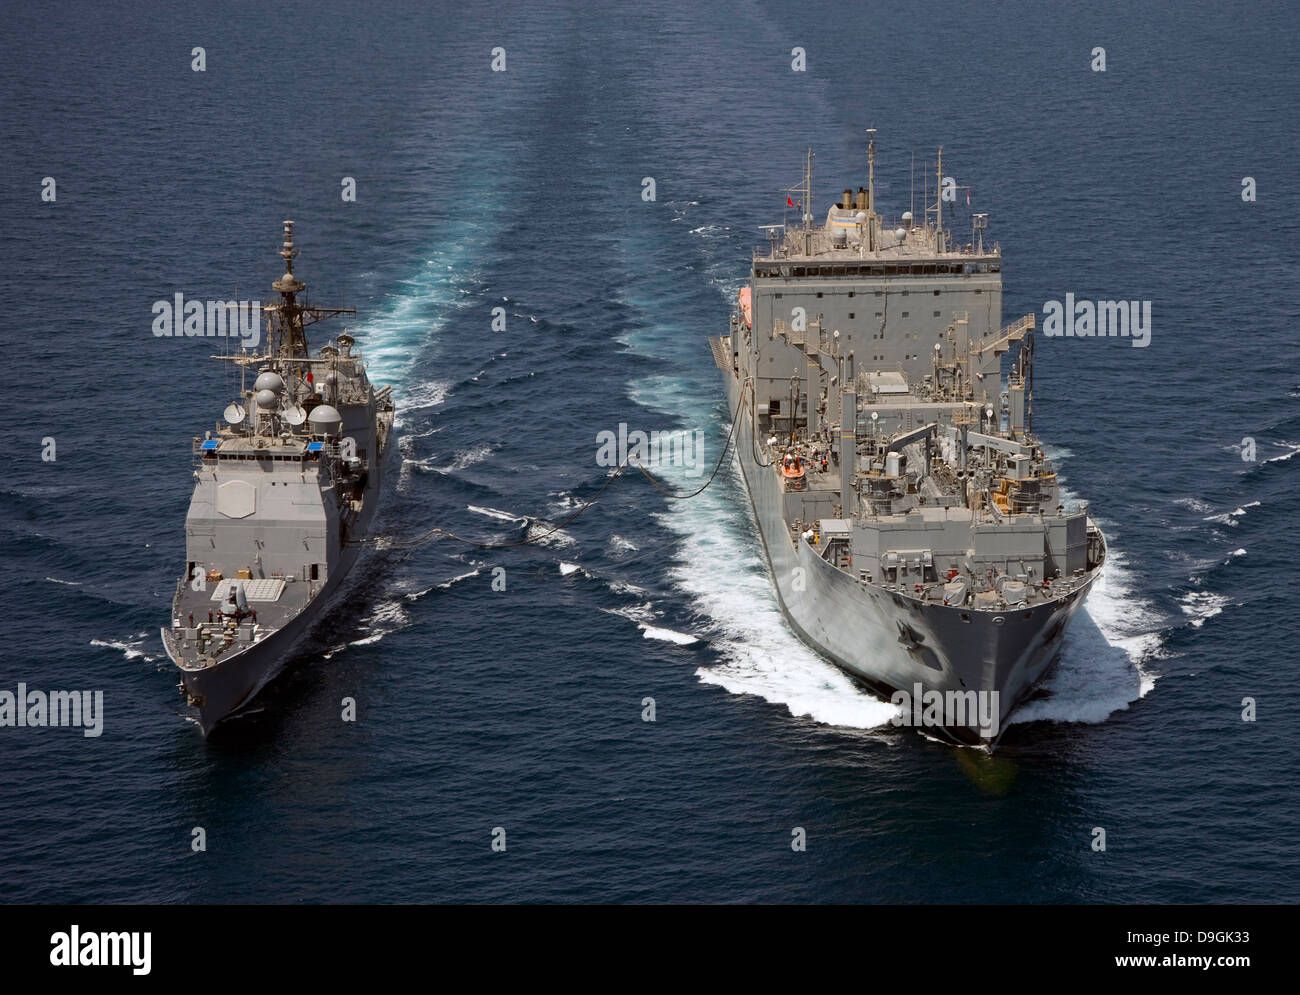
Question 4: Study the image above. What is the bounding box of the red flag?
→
[787,195,794,207]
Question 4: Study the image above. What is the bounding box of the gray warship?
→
[162,221,394,734]
[712,136,1106,743]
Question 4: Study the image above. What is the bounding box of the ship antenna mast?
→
[1026,330,1034,436]
[271,220,307,358]
[265,220,355,362]
[803,147,814,230]
[867,128,876,214]
[866,128,877,253]
[935,146,944,253]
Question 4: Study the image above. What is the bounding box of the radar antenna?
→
[263,221,355,359]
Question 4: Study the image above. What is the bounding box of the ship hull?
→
[723,369,1095,742]
[171,540,362,734]
[165,443,392,736]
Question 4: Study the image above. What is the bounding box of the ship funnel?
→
[856,187,867,210]
[842,189,853,209]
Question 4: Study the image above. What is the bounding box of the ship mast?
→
[802,148,814,229]
[867,128,876,214]
[866,128,877,252]
[264,220,355,360]
[935,146,944,253]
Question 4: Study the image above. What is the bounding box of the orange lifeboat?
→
[738,287,753,329]
[781,454,806,489]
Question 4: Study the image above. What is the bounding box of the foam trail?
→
[1010,548,1158,727]
[641,624,699,645]
[1264,441,1300,463]
[467,505,524,522]
[1204,501,1260,526]
[1008,461,1165,726]
[629,371,898,729]
[1179,591,1230,629]
[90,635,158,663]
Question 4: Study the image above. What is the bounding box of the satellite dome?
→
[255,388,278,409]
[895,228,907,242]
[855,211,867,224]
[308,404,343,435]
[254,371,284,394]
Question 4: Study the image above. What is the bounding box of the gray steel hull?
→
[723,372,1095,741]
[174,540,363,734]
[165,445,391,736]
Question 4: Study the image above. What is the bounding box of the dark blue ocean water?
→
[1,0,1297,903]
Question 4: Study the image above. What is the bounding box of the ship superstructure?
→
[712,137,1105,743]
[162,222,394,734]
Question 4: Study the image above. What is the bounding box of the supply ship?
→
[711,136,1105,743]
[162,222,393,734]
